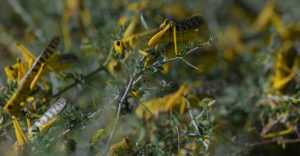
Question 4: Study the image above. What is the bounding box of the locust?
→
[114,15,205,67]
[7,98,67,155]
[4,37,60,117]
[5,41,77,83]
[109,137,133,156]
[4,37,76,115]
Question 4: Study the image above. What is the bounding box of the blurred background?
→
[0,0,300,155]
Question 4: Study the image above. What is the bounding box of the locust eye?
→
[116,41,121,46]
[9,66,13,70]
[8,105,12,110]
[125,138,130,143]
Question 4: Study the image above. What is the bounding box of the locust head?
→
[4,102,24,117]
[114,40,124,55]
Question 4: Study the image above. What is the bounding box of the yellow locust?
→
[7,98,67,155]
[5,41,76,83]
[114,15,205,67]
[109,137,133,156]
[4,37,60,117]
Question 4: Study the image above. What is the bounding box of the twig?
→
[261,114,289,136]
[103,56,146,154]
[184,95,199,133]
[49,128,71,142]
[176,125,180,151]
[270,95,300,102]
[88,95,119,119]
[280,138,300,143]
[296,124,300,138]
[138,45,204,76]
[132,75,143,86]
[246,137,300,147]
[104,70,137,154]
[185,96,213,152]
[53,66,105,98]
[246,138,277,147]
[205,129,213,152]
[192,100,216,124]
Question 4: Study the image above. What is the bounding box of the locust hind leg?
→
[138,50,150,68]
[16,42,36,61]
[25,112,41,130]
[173,26,178,55]
[147,22,172,47]
[147,21,178,55]
[17,58,25,82]
[26,114,32,130]
[12,116,27,146]
[12,113,44,148]
[23,104,41,132]
[20,102,40,128]
[30,63,46,91]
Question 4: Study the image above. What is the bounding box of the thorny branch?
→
[184,95,200,133]
[246,138,300,147]
[190,99,215,126]
[185,95,211,151]
[53,66,111,98]
[104,70,137,154]
[137,46,204,76]
[53,45,116,98]
[104,43,211,154]
[176,125,181,151]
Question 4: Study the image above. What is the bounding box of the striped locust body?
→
[29,98,67,134]
[114,15,205,55]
